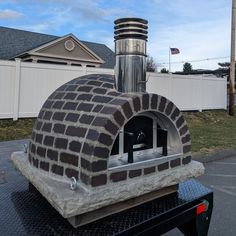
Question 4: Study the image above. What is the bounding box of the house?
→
[0,26,115,68]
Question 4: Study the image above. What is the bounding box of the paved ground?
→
[165,156,236,236]
[1,139,236,235]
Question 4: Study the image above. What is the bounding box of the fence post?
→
[13,58,21,120]
[199,74,203,112]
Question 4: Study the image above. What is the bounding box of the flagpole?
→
[169,47,171,73]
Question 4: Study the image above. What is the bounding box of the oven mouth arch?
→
[108,110,182,170]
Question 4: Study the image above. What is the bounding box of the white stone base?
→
[11,151,204,219]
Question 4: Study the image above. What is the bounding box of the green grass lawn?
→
[0,110,236,155]
[184,110,236,154]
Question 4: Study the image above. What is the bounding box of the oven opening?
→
[109,112,182,169]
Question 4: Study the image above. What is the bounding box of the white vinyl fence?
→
[0,59,227,120]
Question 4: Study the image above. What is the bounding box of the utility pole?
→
[229,0,236,116]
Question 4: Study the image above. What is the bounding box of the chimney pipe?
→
[114,18,148,93]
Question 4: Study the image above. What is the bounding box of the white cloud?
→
[0,9,23,19]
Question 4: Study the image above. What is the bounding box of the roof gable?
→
[26,34,104,64]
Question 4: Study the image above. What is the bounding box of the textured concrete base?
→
[11,151,204,220]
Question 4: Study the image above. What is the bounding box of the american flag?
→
[170,48,180,55]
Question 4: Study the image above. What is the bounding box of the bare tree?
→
[146,55,157,72]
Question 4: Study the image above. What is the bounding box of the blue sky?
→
[0,0,232,72]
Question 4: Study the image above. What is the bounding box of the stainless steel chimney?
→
[114,18,148,93]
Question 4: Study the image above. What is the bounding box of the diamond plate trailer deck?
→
[0,153,213,236]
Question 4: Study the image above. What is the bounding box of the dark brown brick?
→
[30,143,36,154]
[179,125,188,136]
[32,157,38,168]
[81,158,91,170]
[53,123,66,134]
[133,96,141,112]
[92,95,113,103]
[122,102,133,119]
[76,79,87,85]
[183,145,191,153]
[65,168,79,179]
[170,158,181,168]
[92,117,107,127]
[94,146,110,158]
[80,171,90,185]
[44,100,53,109]
[98,77,114,83]
[110,171,127,182]
[79,114,94,124]
[87,80,103,86]
[182,156,191,165]
[182,134,190,144]
[144,166,155,175]
[35,133,43,144]
[158,162,169,171]
[60,152,78,166]
[66,85,78,91]
[37,146,46,157]
[52,112,66,121]
[93,87,107,94]
[100,106,117,114]
[54,92,65,99]
[105,120,119,135]
[91,160,107,172]
[43,111,53,120]
[107,91,121,97]
[91,174,107,187]
[51,164,64,176]
[129,169,142,178]
[77,94,93,101]
[159,97,167,112]
[66,126,86,138]
[63,102,77,110]
[65,113,80,122]
[47,149,58,161]
[98,133,113,146]
[110,98,127,106]
[38,110,45,119]
[142,94,149,110]
[31,131,36,141]
[82,143,94,156]
[92,104,103,112]
[86,129,99,141]
[55,138,68,149]
[64,93,77,100]
[28,154,32,163]
[53,101,64,109]
[171,108,180,121]
[69,141,81,152]
[151,94,158,109]
[77,86,93,92]
[57,84,67,91]
[40,161,49,171]
[102,83,113,89]
[42,123,52,132]
[113,110,125,126]
[43,135,54,146]
[165,102,174,116]
[36,121,43,130]
[77,102,93,112]
[176,116,184,128]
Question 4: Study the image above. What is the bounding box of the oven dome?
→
[28,74,191,188]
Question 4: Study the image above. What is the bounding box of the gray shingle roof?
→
[0,26,115,69]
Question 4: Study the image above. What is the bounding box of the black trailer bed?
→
[0,157,213,236]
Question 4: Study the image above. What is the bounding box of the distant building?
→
[0,26,115,68]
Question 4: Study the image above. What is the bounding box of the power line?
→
[158,56,230,65]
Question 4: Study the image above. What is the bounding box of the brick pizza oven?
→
[12,18,204,227]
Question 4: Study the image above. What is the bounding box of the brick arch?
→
[28,74,191,188]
